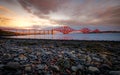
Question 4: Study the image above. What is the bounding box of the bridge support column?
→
[51,30,54,35]
[48,30,50,34]
[39,30,40,34]
[43,30,45,35]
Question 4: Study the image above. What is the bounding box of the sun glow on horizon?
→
[0,14,62,29]
[0,5,61,29]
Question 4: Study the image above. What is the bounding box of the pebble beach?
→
[0,38,120,75]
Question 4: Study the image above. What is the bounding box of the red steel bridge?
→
[2,26,100,35]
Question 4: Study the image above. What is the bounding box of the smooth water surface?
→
[6,33,120,41]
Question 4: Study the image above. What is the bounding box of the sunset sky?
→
[0,0,120,30]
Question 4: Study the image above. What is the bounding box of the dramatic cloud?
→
[0,5,32,28]
[95,5,120,25]
[0,6,16,15]
[0,14,13,27]
[18,0,68,17]
[0,0,120,30]
[17,0,120,26]
[0,5,16,27]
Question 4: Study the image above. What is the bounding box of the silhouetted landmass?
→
[89,31,120,33]
[0,29,18,36]
[101,31,120,33]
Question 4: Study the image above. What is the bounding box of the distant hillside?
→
[0,29,18,36]
[90,31,120,33]
[101,31,120,33]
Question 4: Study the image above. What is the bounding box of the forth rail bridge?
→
[1,26,100,35]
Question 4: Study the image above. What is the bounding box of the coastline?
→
[1,37,120,42]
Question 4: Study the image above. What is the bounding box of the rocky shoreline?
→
[0,38,120,75]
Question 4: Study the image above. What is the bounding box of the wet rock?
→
[109,71,120,75]
[2,53,11,60]
[117,56,120,61]
[100,54,107,60]
[14,57,19,61]
[18,54,27,61]
[86,55,92,63]
[6,62,21,69]
[92,57,101,62]
[71,66,78,72]
[50,65,60,72]
[15,70,22,75]
[29,54,37,60]
[77,64,84,70]
[25,65,32,72]
[99,64,111,70]
[88,66,99,72]
[36,52,41,56]
[0,64,4,68]
[36,64,45,70]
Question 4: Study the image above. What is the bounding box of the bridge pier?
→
[15,29,18,35]
[29,29,30,35]
[39,30,41,34]
[51,30,53,34]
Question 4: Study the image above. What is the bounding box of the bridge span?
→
[3,26,100,35]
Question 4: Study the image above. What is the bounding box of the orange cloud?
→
[0,15,12,27]
[0,6,16,15]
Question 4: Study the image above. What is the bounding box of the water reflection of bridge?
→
[7,29,54,35]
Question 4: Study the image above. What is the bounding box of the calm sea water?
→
[7,33,120,41]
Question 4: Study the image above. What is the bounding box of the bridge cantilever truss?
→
[52,26,75,34]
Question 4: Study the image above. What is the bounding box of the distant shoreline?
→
[0,29,120,36]
[0,37,120,42]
